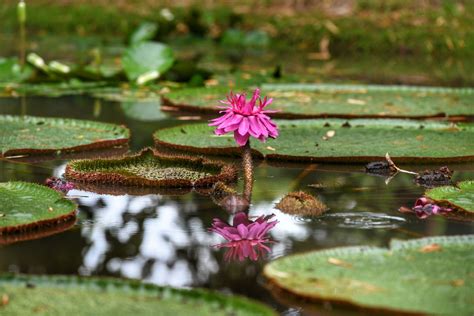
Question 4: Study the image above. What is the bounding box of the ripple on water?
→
[298,212,407,229]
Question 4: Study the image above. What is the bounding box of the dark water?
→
[0,96,473,315]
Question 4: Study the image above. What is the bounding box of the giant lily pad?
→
[264,235,474,315]
[122,41,174,82]
[0,115,129,157]
[426,181,474,213]
[0,275,275,316]
[0,182,77,235]
[154,119,474,163]
[65,148,237,187]
[162,84,474,119]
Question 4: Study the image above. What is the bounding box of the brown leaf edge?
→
[0,216,76,245]
[65,147,238,188]
[0,209,77,236]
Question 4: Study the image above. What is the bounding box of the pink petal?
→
[238,117,250,136]
[234,131,249,146]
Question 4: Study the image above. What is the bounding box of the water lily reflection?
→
[210,212,278,261]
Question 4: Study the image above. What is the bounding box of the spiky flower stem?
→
[242,141,253,208]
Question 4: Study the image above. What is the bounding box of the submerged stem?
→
[242,141,253,207]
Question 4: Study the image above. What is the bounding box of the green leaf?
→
[162,84,474,119]
[0,81,109,97]
[426,181,474,212]
[122,41,174,82]
[129,22,159,45]
[0,57,33,82]
[153,119,474,163]
[0,115,130,157]
[65,148,236,188]
[264,235,474,315]
[0,182,76,234]
[0,275,275,316]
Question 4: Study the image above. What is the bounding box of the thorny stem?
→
[242,141,253,208]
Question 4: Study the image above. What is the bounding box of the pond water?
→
[0,96,473,315]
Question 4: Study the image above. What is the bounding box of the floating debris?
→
[365,160,397,176]
[415,166,453,187]
[276,191,328,216]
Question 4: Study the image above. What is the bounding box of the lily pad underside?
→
[153,119,474,163]
[0,275,275,316]
[0,219,76,245]
[264,235,474,315]
[0,182,77,235]
[426,181,474,213]
[162,84,474,119]
[65,148,237,188]
[0,115,130,157]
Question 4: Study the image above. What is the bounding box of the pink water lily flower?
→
[210,212,278,261]
[45,177,74,194]
[412,197,452,219]
[209,88,279,146]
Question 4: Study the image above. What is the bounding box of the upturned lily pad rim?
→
[153,120,474,163]
[0,182,77,235]
[65,147,237,188]
[0,218,76,245]
[0,274,276,316]
[0,115,130,158]
[264,235,474,315]
[161,84,474,120]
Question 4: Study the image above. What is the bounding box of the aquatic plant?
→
[208,88,279,204]
[65,148,237,188]
[210,212,278,261]
[209,88,278,147]
[275,191,328,216]
[45,177,75,194]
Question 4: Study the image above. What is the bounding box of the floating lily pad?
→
[0,182,77,235]
[426,181,474,213]
[275,191,328,216]
[264,235,474,315]
[0,219,76,245]
[0,81,110,97]
[0,115,130,157]
[162,84,474,119]
[65,148,237,187]
[122,41,174,82]
[153,119,474,163]
[0,275,275,316]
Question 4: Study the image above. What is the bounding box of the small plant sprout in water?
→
[209,88,279,205]
[210,212,278,262]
